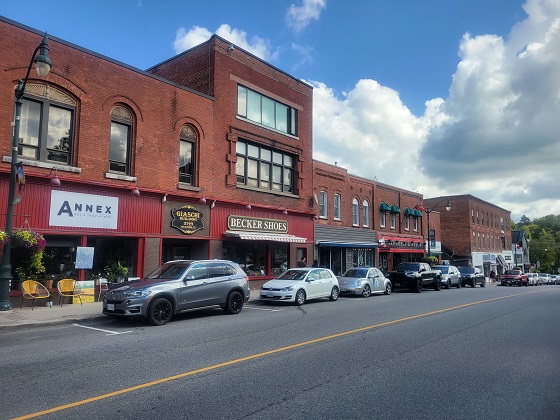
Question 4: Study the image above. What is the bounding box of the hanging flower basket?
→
[0,231,8,246]
[11,230,46,252]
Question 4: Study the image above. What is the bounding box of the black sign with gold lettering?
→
[171,205,204,234]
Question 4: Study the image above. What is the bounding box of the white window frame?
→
[319,191,327,218]
[380,211,386,228]
[333,194,341,220]
[352,198,359,226]
[362,200,369,227]
[390,212,396,229]
[404,215,410,230]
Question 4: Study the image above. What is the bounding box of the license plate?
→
[107,303,115,311]
[267,292,274,297]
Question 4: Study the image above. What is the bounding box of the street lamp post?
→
[424,198,451,258]
[0,34,51,311]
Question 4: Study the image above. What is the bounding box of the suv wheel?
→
[414,278,422,293]
[224,290,244,314]
[147,297,173,326]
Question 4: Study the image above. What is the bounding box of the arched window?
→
[109,106,133,175]
[319,191,327,218]
[352,198,359,226]
[179,125,197,185]
[18,83,76,165]
[333,194,341,220]
[362,200,369,227]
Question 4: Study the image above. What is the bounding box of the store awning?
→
[390,204,401,213]
[317,241,378,248]
[413,209,423,217]
[404,207,414,216]
[380,202,391,212]
[497,254,506,266]
[224,230,307,243]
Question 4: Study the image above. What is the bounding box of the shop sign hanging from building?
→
[171,205,204,234]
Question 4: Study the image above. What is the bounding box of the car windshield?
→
[341,268,369,278]
[398,263,420,271]
[458,267,475,274]
[276,270,309,281]
[435,266,449,273]
[505,270,522,275]
[146,261,192,280]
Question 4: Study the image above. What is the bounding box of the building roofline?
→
[0,15,214,101]
[425,194,511,214]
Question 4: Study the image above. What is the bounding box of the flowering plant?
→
[12,230,46,252]
[11,230,46,276]
[0,230,7,244]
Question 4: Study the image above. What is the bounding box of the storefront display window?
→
[223,241,289,277]
[352,248,374,267]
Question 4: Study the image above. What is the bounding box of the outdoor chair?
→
[21,280,51,310]
[57,279,83,307]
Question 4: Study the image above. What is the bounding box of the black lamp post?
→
[0,34,51,311]
[425,198,451,258]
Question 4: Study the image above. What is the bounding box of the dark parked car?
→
[103,260,250,325]
[458,266,485,288]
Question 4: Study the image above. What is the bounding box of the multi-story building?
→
[425,195,512,276]
[0,17,314,290]
[313,161,432,275]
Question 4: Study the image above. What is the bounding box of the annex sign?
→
[49,190,119,229]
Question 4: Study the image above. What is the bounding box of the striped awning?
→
[224,230,307,243]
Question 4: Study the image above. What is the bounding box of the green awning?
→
[379,202,391,212]
[413,209,423,217]
[390,204,401,213]
[404,207,414,216]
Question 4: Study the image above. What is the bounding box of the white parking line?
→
[73,323,133,335]
[244,306,283,312]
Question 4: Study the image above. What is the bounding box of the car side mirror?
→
[184,275,194,282]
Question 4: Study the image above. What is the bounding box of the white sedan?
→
[337,267,392,297]
[260,268,339,305]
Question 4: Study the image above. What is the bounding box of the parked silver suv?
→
[103,260,250,325]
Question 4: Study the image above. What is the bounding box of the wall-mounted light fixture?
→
[245,203,252,210]
[130,180,140,197]
[282,209,288,215]
[49,167,60,187]
[211,200,216,209]
[162,194,168,203]
[198,189,206,204]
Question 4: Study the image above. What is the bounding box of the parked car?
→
[260,268,339,305]
[337,267,392,297]
[500,269,528,287]
[388,262,442,292]
[550,274,558,285]
[103,260,250,326]
[458,266,485,287]
[434,265,462,289]
[539,273,550,285]
[527,273,541,286]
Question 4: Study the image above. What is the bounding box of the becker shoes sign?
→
[49,190,119,229]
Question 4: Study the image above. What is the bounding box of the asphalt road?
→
[2,284,560,419]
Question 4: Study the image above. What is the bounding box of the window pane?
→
[237,86,247,117]
[236,141,246,155]
[247,90,261,123]
[275,103,288,133]
[261,96,275,128]
[248,144,259,158]
[284,155,292,167]
[20,100,41,147]
[179,140,193,184]
[272,151,282,164]
[261,148,271,161]
[236,156,246,183]
[247,159,258,187]
[110,122,129,171]
[46,105,71,164]
[260,162,270,188]
[272,166,282,190]
[284,169,293,192]
[290,108,297,135]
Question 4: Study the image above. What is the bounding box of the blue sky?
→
[1,0,558,221]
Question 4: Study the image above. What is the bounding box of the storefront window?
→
[222,241,288,277]
[352,248,374,267]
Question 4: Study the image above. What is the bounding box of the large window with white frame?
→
[319,191,327,218]
[380,211,386,228]
[236,140,294,193]
[237,85,297,136]
[352,198,359,226]
[405,215,410,230]
[390,212,396,229]
[333,194,341,220]
[109,106,134,175]
[362,200,369,227]
[413,216,419,231]
[17,83,75,165]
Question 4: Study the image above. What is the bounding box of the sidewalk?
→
[0,288,264,331]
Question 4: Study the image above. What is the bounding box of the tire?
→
[414,278,422,293]
[456,279,461,289]
[362,284,371,298]
[295,289,306,306]
[384,282,392,295]
[224,290,244,314]
[472,279,476,288]
[329,286,339,301]
[445,280,451,289]
[147,297,173,326]
[434,278,441,291]
[481,280,486,288]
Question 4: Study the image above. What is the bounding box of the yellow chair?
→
[21,280,51,310]
[57,279,83,307]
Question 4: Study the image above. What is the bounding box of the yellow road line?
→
[13,290,539,419]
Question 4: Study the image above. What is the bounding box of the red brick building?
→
[0,18,314,287]
[313,161,434,275]
[424,195,512,276]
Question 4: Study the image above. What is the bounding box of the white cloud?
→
[311,0,560,221]
[286,0,326,33]
[173,24,274,61]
